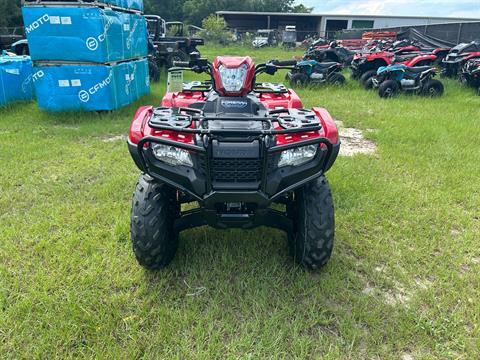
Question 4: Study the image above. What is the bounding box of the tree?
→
[143,0,185,22]
[290,4,313,13]
[0,0,22,27]
[201,15,231,44]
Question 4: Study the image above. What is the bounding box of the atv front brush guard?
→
[130,110,337,205]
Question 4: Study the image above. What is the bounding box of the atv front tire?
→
[131,174,180,269]
[290,73,309,86]
[287,176,335,270]
[422,79,444,97]
[328,72,346,86]
[378,80,400,98]
[360,70,377,90]
[148,58,160,82]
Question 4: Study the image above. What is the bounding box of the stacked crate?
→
[22,0,149,111]
[0,51,35,106]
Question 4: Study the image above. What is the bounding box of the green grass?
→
[1,45,480,359]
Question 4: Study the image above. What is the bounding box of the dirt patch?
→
[335,120,377,157]
[100,134,128,143]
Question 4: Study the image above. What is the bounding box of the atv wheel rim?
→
[428,87,438,96]
[385,87,394,97]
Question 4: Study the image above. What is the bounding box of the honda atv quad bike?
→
[286,60,345,86]
[459,58,480,95]
[372,64,444,98]
[127,55,340,270]
[442,41,480,78]
[352,51,438,89]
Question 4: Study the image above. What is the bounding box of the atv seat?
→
[405,66,432,73]
[395,54,418,62]
[314,62,339,69]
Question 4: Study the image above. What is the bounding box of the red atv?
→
[351,50,439,89]
[127,55,340,270]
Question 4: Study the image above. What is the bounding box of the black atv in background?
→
[304,42,355,67]
[460,59,480,94]
[146,15,204,80]
[442,41,480,78]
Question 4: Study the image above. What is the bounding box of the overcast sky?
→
[299,0,480,18]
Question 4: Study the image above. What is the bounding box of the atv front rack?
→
[180,81,289,94]
[129,108,339,206]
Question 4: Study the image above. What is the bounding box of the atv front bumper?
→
[128,136,339,211]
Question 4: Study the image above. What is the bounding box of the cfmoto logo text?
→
[86,17,113,51]
[78,71,113,103]
[25,14,49,34]
[78,90,90,103]
[86,37,98,51]
[31,70,45,82]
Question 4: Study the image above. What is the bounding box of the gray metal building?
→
[216,11,480,40]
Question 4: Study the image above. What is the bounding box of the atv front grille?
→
[211,158,263,183]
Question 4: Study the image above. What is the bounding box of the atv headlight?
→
[218,64,248,92]
[151,143,193,167]
[278,145,317,167]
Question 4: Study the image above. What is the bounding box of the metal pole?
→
[457,23,463,44]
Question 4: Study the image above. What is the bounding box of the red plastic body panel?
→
[129,105,153,144]
[256,89,303,109]
[161,91,207,108]
[274,107,338,147]
[212,56,256,97]
[129,105,194,146]
[160,87,303,110]
[463,52,480,61]
[404,54,437,66]
[394,45,421,54]
[355,51,437,67]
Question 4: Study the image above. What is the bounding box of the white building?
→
[217,11,480,39]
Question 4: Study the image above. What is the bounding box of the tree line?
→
[0,0,312,28]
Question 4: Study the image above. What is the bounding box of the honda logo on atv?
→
[220,100,248,109]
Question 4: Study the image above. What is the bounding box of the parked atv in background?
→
[442,41,480,78]
[252,29,277,48]
[352,51,438,88]
[286,60,345,86]
[127,55,340,270]
[9,39,29,56]
[145,15,204,71]
[304,41,355,67]
[459,58,480,94]
[372,64,444,98]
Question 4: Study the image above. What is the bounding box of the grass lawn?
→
[1,45,479,359]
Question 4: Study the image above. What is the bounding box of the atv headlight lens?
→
[218,64,248,92]
[151,143,193,167]
[278,145,317,167]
